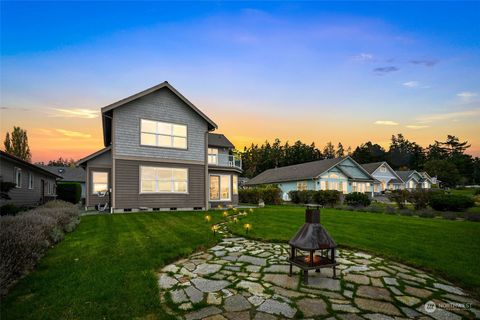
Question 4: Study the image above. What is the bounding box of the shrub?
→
[429,193,475,212]
[385,206,397,215]
[239,189,260,204]
[442,212,458,220]
[417,209,436,218]
[388,190,409,209]
[0,201,80,295]
[239,187,282,205]
[464,212,480,222]
[260,187,282,205]
[345,192,371,207]
[56,182,82,204]
[399,208,413,216]
[289,190,341,207]
[473,188,480,195]
[366,205,383,213]
[0,204,28,216]
[408,190,430,210]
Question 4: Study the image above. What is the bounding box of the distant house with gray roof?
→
[245,156,375,200]
[361,161,404,193]
[40,166,86,199]
[396,170,433,190]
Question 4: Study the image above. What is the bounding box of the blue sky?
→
[1,1,479,161]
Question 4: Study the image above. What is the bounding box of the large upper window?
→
[14,168,22,188]
[210,174,230,201]
[208,148,218,165]
[140,119,187,149]
[140,166,188,193]
[92,172,109,194]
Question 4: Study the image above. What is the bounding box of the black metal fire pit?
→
[288,205,338,284]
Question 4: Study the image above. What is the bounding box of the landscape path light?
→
[205,215,211,223]
[244,223,251,234]
[211,225,219,236]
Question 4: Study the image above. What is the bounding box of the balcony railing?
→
[208,154,242,170]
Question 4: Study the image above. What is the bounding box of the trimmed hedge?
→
[239,187,282,205]
[429,193,475,212]
[57,182,82,204]
[345,192,371,207]
[0,200,80,295]
[288,190,341,207]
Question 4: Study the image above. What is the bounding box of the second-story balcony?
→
[208,153,242,170]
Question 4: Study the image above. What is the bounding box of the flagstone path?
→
[158,224,479,319]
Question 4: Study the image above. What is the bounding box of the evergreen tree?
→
[3,126,32,162]
[336,142,345,157]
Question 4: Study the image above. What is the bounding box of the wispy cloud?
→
[373,66,398,75]
[416,108,480,123]
[353,53,374,62]
[55,129,91,138]
[457,91,478,102]
[50,108,99,119]
[0,106,29,111]
[402,81,430,89]
[403,81,419,88]
[406,124,430,129]
[410,59,438,67]
[374,120,399,126]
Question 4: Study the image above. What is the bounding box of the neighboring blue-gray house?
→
[361,161,404,193]
[245,156,375,199]
[396,170,433,190]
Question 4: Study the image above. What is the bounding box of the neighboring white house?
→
[245,156,376,199]
[396,170,433,190]
[361,162,404,194]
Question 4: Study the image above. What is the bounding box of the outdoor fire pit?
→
[288,205,338,284]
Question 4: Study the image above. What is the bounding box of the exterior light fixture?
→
[205,215,211,222]
[244,223,251,234]
[211,225,219,235]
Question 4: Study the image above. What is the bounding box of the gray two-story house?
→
[77,82,242,212]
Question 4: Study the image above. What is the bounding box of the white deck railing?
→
[208,154,242,169]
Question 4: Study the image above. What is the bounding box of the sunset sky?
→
[1,2,479,163]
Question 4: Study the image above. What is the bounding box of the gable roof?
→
[40,166,86,182]
[0,151,62,179]
[76,146,111,167]
[101,81,218,146]
[361,161,404,182]
[361,162,385,174]
[208,133,234,148]
[395,170,422,182]
[246,156,374,186]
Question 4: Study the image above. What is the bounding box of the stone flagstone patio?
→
[158,224,479,320]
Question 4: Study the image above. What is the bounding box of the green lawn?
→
[1,211,223,320]
[229,206,480,297]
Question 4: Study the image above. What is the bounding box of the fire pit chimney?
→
[288,205,338,284]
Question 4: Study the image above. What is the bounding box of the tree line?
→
[3,126,479,186]
[240,134,480,187]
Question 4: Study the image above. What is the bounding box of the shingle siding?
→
[113,88,208,162]
[115,159,206,209]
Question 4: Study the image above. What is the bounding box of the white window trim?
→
[209,174,231,201]
[14,167,22,188]
[140,119,188,150]
[28,172,34,189]
[232,175,238,195]
[139,166,189,194]
[92,171,109,195]
[208,148,219,165]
